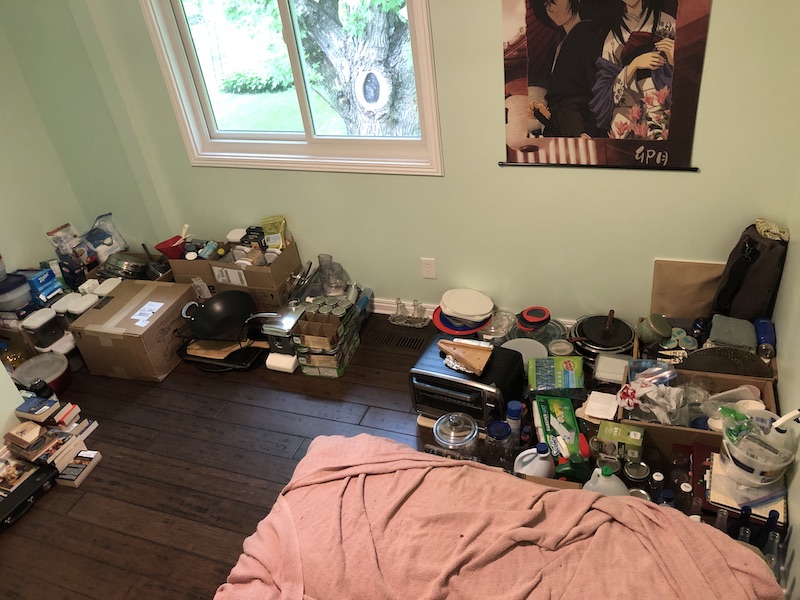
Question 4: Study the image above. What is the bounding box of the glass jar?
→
[623,460,651,488]
[433,413,479,457]
[484,421,513,469]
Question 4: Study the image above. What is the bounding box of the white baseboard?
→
[372,296,575,328]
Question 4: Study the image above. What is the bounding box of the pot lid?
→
[623,461,650,481]
[12,352,68,387]
[433,412,478,448]
[0,273,27,295]
[516,306,551,331]
[578,311,634,349]
[645,313,672,339]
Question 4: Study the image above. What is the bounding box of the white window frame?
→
[140,0,443,175]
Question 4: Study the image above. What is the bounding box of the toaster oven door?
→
[411,376,486,423]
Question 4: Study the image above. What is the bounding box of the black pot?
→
[181,291,256,339]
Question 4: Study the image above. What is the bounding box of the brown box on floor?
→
[637,259,778,379]
[170,242,302,310]
[620,369,778,458]
[69,280,194,382]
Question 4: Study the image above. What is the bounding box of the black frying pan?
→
[181,291,256,339]
[578,310,634,349]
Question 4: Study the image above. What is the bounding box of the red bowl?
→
[155,236,185,259]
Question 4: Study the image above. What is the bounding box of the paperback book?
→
[4,421,44,448]
[14,395,60,423]
[0,446,38,497]
[56,450,102,488]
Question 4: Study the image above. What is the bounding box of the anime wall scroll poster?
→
[503,0,711,170]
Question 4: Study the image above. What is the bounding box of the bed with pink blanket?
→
[215,434,781,599]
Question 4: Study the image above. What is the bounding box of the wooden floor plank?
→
[9,511,228,596]
[78,468,269,534]
[145,431,302,484]
[89,440,285,507]
[0,533,139,599]
[0,315,436,599]
[214,400,424,449]
[68,393,305,459]
[67,494,245,565]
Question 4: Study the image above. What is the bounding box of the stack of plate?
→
[433,288,493,335]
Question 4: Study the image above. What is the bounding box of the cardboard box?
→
[620,369,777,458]
[211,241,300,289]
[297,330,360,378]
[170,241,301,289]
[69,280,194,382]
[292,305,357,351]
[170,242,301,310]
[639,259,778,379]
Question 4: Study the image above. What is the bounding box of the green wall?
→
[0,0,798,588]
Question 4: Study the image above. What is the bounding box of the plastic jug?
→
[514,442,555,478]
[583,466,629,496]
[554,453,592,484]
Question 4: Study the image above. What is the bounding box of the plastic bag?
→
[83,213,127,264]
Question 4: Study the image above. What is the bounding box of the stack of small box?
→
[291,299,360,378]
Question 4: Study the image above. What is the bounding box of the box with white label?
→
[69,280,194,381]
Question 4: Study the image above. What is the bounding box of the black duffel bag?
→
[710,220,789,321]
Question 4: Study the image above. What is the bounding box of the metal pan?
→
[181,291,255,339]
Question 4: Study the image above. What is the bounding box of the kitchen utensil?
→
[181,290,256,339]
[142,243,169,279]
[172,224,189,246]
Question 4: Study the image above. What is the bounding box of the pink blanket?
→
[215,434,781,600]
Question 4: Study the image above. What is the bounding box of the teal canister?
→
[636,313,672,346]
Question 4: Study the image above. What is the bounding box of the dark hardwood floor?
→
[0,315,438,600]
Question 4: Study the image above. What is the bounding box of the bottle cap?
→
[652,471,665,482]
[506,400,523,419]
[536,442,549,455]
[680,482,693,493]
[601,466,613,477]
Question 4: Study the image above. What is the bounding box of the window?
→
[141,0,443,175]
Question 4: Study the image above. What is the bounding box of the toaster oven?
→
[410,334,526,428]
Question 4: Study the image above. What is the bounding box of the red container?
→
[154,236,185,259]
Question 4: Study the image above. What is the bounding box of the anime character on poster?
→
[590,0,676,140]
[527,0,604,138]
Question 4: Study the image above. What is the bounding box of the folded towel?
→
[708,314,757,351]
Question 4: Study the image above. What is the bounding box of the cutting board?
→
[437,339,493,375]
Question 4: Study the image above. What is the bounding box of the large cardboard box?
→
[170,241,301,289]
[69,280,194,382]
[170,242,301,310]
[620,369,777,458]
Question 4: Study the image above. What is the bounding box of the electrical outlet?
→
[420,257,437,279]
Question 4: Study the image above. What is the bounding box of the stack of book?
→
[2,392,102,491]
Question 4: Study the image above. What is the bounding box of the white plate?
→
[440,289,494,320]
[501,338,548,365]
